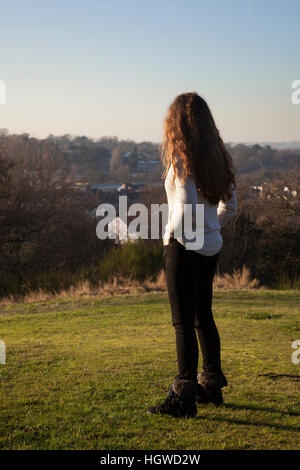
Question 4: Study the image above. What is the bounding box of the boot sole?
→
[196,390,224,406]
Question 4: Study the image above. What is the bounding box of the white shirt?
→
[163,158,238,256]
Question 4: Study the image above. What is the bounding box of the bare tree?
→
[0,138,112,296]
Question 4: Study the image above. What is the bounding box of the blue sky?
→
[0,0,299,142]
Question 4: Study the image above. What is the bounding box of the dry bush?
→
[142,269,166,291]
[214,265,260,289]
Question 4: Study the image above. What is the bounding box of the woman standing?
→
[147,92,237,418]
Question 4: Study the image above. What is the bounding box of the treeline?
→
[229,143,300,174]
[0,132,300,297]
[1,130,299,184]
[0,130,162,184]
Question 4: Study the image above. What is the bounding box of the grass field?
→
[0,289,299,450]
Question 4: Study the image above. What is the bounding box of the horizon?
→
[0,0,300,142]
[2,128,300,150]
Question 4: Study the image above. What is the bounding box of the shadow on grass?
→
[197,413,300,432]
[224,402,300,417]
[258,373,300,381]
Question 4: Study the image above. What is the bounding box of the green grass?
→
[0,289,300,450]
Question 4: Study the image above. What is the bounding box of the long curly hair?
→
[161,92,235,205]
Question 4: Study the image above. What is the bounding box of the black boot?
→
[196,371,227,406]
[147,378,197,418]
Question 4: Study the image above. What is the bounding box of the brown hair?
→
[161,92,235,205]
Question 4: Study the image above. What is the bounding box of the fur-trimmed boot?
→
[147,378,198,418]
[196,371,227,406]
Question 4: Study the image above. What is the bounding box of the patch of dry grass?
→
[0,266,262,306]
[0,271,168,306]
[214,265,260,289]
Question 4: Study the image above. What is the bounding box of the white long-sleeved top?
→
[163,158,238,256]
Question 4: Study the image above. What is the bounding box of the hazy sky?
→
[0,0,299,143]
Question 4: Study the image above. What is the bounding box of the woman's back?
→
[163,158,237,256]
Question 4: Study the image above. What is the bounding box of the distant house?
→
[122,151,131,159]
[283,186,297,197]
[137,160,148,172]
[137,159,160,173]
[122,149,161,173]
[148,160,160,170]
[73,182,90,191]
[250,185,263,197]
[262,185,298,201]
[118,182,133,193]
[251,185,263,192]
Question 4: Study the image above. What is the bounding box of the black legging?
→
[164,238,221,383]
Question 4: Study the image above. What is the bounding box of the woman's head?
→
[161,92,235,204]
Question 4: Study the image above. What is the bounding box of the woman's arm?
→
[217,188,238,227]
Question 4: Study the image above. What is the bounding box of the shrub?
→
[91,239,164,283]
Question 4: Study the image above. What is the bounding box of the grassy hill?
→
[0,289,299,450]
